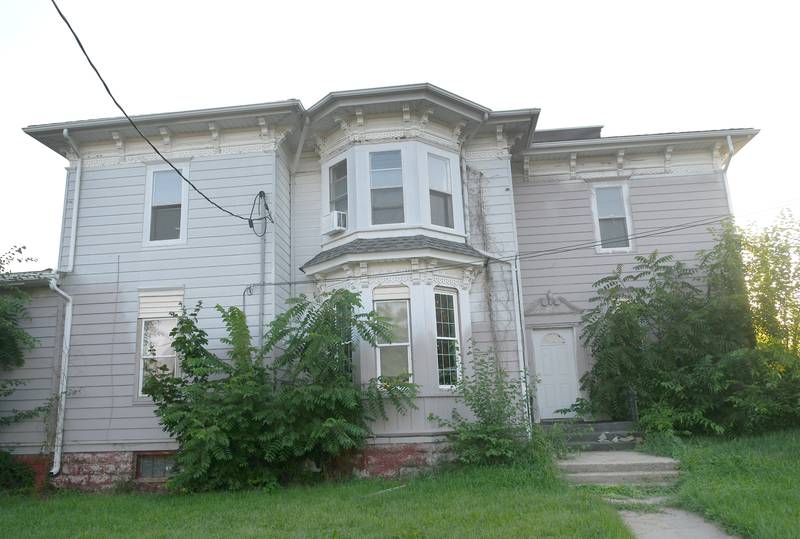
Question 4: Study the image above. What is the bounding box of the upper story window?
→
[144,166,188,246]
[329,160,348,214]
[428,154,454,228]
[592,183,632,252]
[370,150,404,225]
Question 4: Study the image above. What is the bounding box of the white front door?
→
[532,328,579,419]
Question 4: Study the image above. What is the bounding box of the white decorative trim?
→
[81,142,281,169]
[159,126,171,148]
[523,163,718,183]
[111,131,124,154]
[524,291,583,316]
[463,148,511,161]
[664,145,673,172]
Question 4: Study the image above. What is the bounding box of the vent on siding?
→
[138,288,185,318]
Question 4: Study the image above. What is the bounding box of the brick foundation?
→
[356,442,451,477]
[54,451,135,491]
[50,442,450,490]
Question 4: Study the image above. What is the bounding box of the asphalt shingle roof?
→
[302,235,485,269]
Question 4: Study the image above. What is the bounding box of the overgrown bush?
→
[429,346,535,465]
[144,290,417,491]
[0,450,35,494]
[1,246,49,427]
[580,221,800,435]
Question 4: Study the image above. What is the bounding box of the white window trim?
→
[369,149,405,226]
[434,289,461,389]
[136,317,178,398]
[320,150,355,233]
[329,158,349,214]
[590,181,634,254]
[374,298,413,382]
[142,163,190,248]
[427,153,455,230]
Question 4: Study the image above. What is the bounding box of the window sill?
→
[594,246,633,255]
[142,238,188,249]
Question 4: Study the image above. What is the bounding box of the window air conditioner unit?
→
[321,211,347,235]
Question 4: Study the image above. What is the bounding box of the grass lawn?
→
[0,465,632,539]
[656,429,800,539]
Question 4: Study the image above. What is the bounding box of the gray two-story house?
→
[1,84,757,487]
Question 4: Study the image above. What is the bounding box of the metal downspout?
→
[62,129,82,273]
[48,278,73,476]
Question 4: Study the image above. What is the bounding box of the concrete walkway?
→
[557,450,737,538]
[620,508,736,539]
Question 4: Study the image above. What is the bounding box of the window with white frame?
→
[434,290,460,386]
[138,318,178,397]
[147,169,186,242]
[370,150,404,224]
[374,287,412,381]
[428,154,454,228]
[137,289,183,398]
[593,184,631,250]
[329,159,348,214]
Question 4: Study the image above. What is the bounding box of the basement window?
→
[136,453,175,480]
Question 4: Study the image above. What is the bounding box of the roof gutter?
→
[62,129,81,273]
[47,277,73,476]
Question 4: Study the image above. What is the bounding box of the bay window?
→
[428,154,454,228]
[329,159,348,214]
[370,150,404,224]
[374,293,412,381]
[434,290,460,386]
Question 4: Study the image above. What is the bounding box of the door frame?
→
[527,324,580,421]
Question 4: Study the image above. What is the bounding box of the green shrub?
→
[144,290,417,491]
[580,220,800,436]
[429,346,535,466]
[0,450,35,493]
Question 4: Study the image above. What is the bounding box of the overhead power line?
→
[242,211,736,291]
[49,0,273,226]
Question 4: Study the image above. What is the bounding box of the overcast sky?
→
[1,0,797,271]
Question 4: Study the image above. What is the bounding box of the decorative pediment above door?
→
[524,290,583,316]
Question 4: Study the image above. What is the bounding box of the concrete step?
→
[541,420,636,433]
[565,431,641,443]
[558,451,680,486]
[567,441,638,451]
[559,460,677,474]
[565,470,679,485]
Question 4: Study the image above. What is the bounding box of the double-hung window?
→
[428,154,454,228]
[138,318,178,397]
[329,160,348,214]
[370,150,404,224]
[137,289,183,398]
[374,297,412,381]
[593,184,631,251]
[145,167,187,245]
[434,291,460,386]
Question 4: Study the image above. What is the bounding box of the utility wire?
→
[50,0,273,226]
[244,211,735,291]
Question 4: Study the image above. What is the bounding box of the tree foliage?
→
[143,289,418,491]
[580,220,800,435]
[0,246,45,427]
